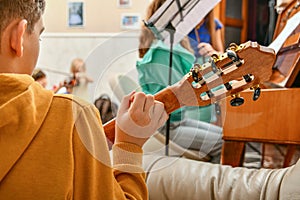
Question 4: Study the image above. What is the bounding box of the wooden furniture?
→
[266,0,300,88]
[221,0,300,168]
[221,88,300,167]
[216,0,249,45]
[273,0,300,39]
[266,30,299,88]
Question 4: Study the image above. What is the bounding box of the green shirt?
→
[136,40,215,123]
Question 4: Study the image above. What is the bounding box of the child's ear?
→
[10,19,27,57]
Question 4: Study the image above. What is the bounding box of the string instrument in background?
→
[264,0,300,88]
[53,73,78,94]
[266,30,299,88]
[104,41,276,144]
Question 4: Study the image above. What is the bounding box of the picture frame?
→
[120,13,141,30]
[117,0,131,8]
[67,1,84,27]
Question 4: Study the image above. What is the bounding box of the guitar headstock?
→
[103,41,276,144]
[161,41,276,111]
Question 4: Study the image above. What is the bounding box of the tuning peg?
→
[206,90,214,98]
[191,64,205,85]
[227,43,239,51]
[211,54,220,63]
[230,93,244,106]
[224,82,232,90]
[243,74,252,82]
[227,50,238,61]
[251,85,261,101]
[227,50,242,67]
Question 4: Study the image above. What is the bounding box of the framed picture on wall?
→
[117,0,131,8]
[121,13,141,30]
[68,1,84,27]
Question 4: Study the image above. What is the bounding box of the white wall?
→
[37,31,140,104]
[37,0,151,104]
[43,0,149,32]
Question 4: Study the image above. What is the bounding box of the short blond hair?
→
[70,58,86,73]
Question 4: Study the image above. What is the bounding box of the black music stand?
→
[144,0,220,155]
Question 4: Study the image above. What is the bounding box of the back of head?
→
[70,58,86,73]
[139,0,167,58]
[145,0,166,20]
[32,68,48,88]
[138,0,193,58]
[0,0,46,42]
[32,68,46,81]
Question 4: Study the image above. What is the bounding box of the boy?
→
[0,0,168,199]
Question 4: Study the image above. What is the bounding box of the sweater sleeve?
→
[113,143,148,200]
[72,103,147,200]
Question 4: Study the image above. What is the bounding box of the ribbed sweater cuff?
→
[112,142,144,173]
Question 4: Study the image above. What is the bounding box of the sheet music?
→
[147,0,221,45]
[172,0,220,45]
[268,11,300,54]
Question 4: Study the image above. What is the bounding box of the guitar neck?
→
[154,86,182,114]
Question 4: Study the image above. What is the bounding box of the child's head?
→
[0,0,46,74]
[0,0,46,42]
[32,68,48,88]
[70,58,86,73]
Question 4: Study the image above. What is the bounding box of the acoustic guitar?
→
[104,41,276,144]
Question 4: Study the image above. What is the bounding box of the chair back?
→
[109,74,141,102]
